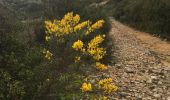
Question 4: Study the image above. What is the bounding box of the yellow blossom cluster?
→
[45,21,58,34]
[74,20,91,32]
[85,20,105,35]
[96,62,108,71]
[80,82,92,92]
[98,78,118,93]
[43,49,53,60]
[45,12,81,37]
[87,35,106,61]
[73,14,81,24]
[103,96,108,100]
[72,40,84,51]
[72,35,106,61]
[91,20,105,29]
[45,12,105,38]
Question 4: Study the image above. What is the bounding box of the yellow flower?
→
[80,82,92,92]
[45,12,82,37]
[85,20,105,35]
[85,27,93,35]
[60,19,67,26]
[74,20,90,32]
[103,96,108,100]
[63,12,73,22]
[87,35,106,60]
[43,50,53,60]
[88,35,104,48]
[98,78,118,94]
[73,14,80,24]
[45,36,51,41]
[45,21,57,34]
[93,48,106,60]
[98,78,113,85]
[72,40,84,51]
[96,62,108,71]
[91,20,105,29]
[74,56,81,63]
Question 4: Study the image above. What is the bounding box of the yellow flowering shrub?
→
[44,12,107,63]
[45,12,81,37]
[45,12,105,36]
[43,12,117,99]
[98,78,118,94]
[80,82,92,92]
[96,62,108,71]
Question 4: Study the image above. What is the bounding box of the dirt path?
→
[109,19,170,100]
[114,20,170,67]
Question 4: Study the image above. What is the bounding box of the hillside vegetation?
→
[107,0,170,40]
[0,0,115,99]
[0,0,170,99]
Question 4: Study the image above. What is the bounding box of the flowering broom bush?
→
[43,12,117,99]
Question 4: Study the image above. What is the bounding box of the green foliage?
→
[0,12,44,100]
[111,0,170,40]
[0,0,115,99]
[0,33,43,100]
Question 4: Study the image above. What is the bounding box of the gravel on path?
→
[109,19,170,100]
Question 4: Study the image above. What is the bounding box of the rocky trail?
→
[109,19,170,100]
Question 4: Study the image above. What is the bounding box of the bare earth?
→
[109,19,170,100]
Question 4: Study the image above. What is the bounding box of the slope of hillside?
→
[106,0,170,40]
[0,0,44,19]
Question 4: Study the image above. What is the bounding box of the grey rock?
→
[146,79,152,83]
[151,76,157,79]
[125,67,135,73]
[153,94,161,98]
[167,96,170,100]
[158,81,163,85]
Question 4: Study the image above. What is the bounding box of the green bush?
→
[0,1,115,99]
[38,12,117,99]
[42,0,114,64]
[0,31,44,100]
[0,12,44,100]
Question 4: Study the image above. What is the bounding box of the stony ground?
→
[109,19,170,100]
